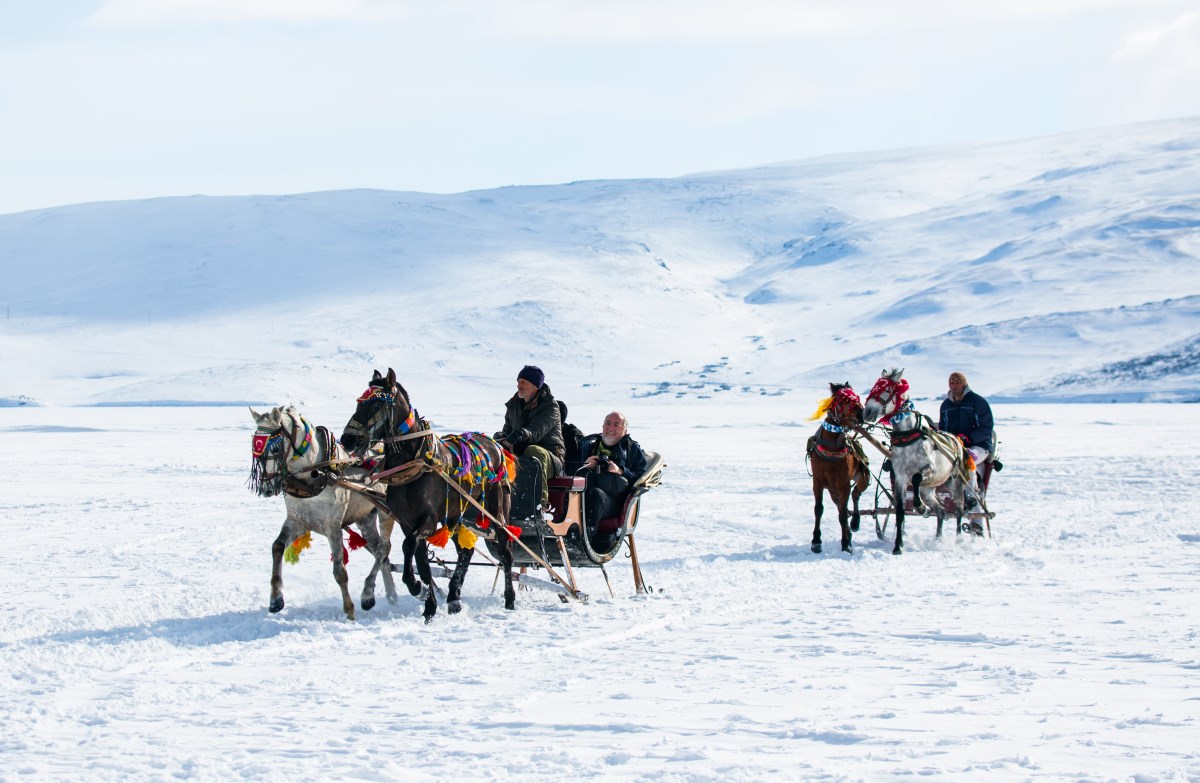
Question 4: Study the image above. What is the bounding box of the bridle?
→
[866,375,910,424]
[348,384,432,460]
[249,412,316,496]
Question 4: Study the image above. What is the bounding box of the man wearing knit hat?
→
[939,371,994,530]
[496,365,565,518]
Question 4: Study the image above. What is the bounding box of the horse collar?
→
[290,418,314,459]
[891,427,924,447]
[822,419,846,434]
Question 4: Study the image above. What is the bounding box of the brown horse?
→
[806,383,870,554]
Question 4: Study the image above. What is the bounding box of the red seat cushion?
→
[548,476,585,491]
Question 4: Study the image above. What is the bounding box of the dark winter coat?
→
[938,387,993,452]
[497,383,565,463]
[579,432,649,485]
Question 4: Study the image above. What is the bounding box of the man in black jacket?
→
[578,411,648,531]
[496,365,564,514]
[939,370,994,489]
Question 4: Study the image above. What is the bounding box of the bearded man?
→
[578,411,648,531]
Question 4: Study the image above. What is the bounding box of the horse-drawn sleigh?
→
[806,369,999,556]
[248,368,664,621]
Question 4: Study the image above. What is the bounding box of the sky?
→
[2,0,1200,215]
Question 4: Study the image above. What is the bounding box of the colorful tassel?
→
[348,530,367,550]
[284,531,313,564]
[505,524,523,539]
[808,395,834,421]
[427,526,451,548]
[456,526,478,549]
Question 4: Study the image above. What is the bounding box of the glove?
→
[511,428,531,447]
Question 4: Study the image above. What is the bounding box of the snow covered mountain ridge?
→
[2,117,1198,408]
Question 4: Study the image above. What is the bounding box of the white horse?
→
[248,406,397,620]
[862,369,981,554]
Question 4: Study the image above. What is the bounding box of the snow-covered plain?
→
[1,398,1198,782]
[2,118,1200,781]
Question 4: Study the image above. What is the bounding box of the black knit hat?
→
[518,365,544,388]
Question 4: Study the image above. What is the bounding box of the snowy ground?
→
[2,399,1198,782]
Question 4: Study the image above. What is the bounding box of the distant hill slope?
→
[1,117,1198,406]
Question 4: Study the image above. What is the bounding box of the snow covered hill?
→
[2,117,1198,407]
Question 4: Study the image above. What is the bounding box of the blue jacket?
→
[938,387,993,452]
[578,433,649,485]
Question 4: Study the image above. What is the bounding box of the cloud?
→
[88,0,410,27]
[1086,9,1200,122]
[493,0,1182,42]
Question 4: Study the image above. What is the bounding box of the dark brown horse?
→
[806,382,869,554]
[340,369,516,621]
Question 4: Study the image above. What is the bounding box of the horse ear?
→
[249,406,264,423]
[386,368,397,387]
[372,369,383,381]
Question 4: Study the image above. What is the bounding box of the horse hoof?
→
[850,519,861,533]
[404,579,421,597]
[841,543,852,553]
[892,546,903,556]
[448,600,462,615]
[505,598,516,611]
[811,543,822,553]
[269,597,284,613]
[361,595,376,612]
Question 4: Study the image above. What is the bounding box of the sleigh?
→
[484,450,665,600]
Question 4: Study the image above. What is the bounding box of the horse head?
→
[863,368,909,424]
[248,405,292,497]
[827,382,864,427]
[341,368,413,457]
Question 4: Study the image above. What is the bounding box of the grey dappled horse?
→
[248,406,396,620]
[862,369,980,555]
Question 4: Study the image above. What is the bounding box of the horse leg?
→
[892,476,905,555]
[400,534,421,596]
[498,486,516,610]
[910,473,926,515]
[413,539,438,622]
[836,488,853,553]
[850,465,867,533]
[811,482,824,554]
[325,530,355,621]
[269,522,292,613]
[357,514,396,611]
[446,538,474,615]
[499,538,516,610]
[370,510,399,604]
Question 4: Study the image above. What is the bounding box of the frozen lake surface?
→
[2,400,1198,782]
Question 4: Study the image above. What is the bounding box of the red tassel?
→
[334,546,350,565]
[478,517,490,529]
[348,530,367,550]
[505,524,523,539]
